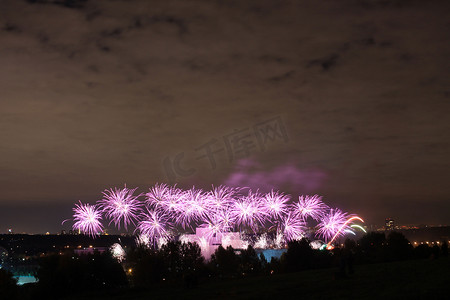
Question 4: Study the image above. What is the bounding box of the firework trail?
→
[72,201,103,237]
[98,186,142,230]
[350,224,367,233]
[326,216,364,249]
[316,208,349,242]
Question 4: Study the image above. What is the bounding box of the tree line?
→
[0,231,448,299]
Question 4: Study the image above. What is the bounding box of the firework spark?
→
[293,195,328,221]
[230,190,267,231]
[72,201,103,237]
[99,186,142,230]
[326,216,365,249]
[206,185,238,211]
[254,233,269,249]
[262,190,290,220]
[316,208,349,242]
[110,243,125,262]
[282,213,306,241]
[69,184,363,253]
[135,234,151,247]
[137,209,172,246]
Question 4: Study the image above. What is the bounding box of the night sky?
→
[0,0,449,233]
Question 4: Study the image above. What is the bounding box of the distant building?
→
[385,218,395,230]
[179,228,248,259]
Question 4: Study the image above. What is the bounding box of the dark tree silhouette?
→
[239,245,262,275]
[126,246,165,286]
[281,238,314,272]
[431,245,440,259]
[414,244,432,259]
[36,251,127,298]
[127,241,206,287]
[0,268,18,300]
[358,232,387,262]
[209,246,239,277]
[441,241,449,257]
[386,231,413,260]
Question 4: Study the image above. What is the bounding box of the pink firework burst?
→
[72,201,103,237]
[230,190,267,231]
[145,183,171,208]
[262,190,290,219]
[293,195,328,221]
[200,209,236,241]
[147,184,184,216]
[316,208,349,242]
[137,209,172,245]
[99,186,142,230]
[205,185,238,211]
[282,212,306,241]
[175,188,208,229]
[212,209,235,233]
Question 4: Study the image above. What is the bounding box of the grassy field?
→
[67,257,450,299]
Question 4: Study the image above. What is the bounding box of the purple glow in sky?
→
[223,159,327,194]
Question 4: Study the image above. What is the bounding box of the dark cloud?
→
[0,0,449,232]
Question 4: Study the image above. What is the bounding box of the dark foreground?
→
[66,256,450,300]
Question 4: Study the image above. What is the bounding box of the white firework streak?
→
[254,233,269,249]
[135,233,150,247]
[274,230,285,249]
[110,243,125,262]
